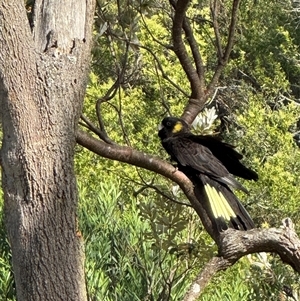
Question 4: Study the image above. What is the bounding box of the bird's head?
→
[158,117,189,139]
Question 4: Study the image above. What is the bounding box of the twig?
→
[79,114,115,144]
[223,0,240,63]
[139,11,173,50]
[207,0,241,92]
[109,32,189,97]
[146,183,192,207]
[93,35,130,144]
[130,170,191,206]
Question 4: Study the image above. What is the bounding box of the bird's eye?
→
[166,121,171,127]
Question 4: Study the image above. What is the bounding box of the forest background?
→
[1,0,300,300]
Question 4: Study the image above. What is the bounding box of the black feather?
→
[158,116,257,232]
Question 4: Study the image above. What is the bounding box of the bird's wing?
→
[190,135,243,159]
[189,135,258,181]
[166,136,229,177]
[164,136,248,192]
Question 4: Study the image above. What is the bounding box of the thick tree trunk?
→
[0,1,95,300]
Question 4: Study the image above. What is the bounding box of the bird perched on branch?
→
[158,116,258,233]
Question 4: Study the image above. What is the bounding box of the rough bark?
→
[0,1,95,300]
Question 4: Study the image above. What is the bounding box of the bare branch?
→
[139,12,173,51]
[210,0,223,61]
[107,99,131,145]
[171,0,203,99]
[94,41,129,143]
[182,14,205,83]
[183,257,228,301]
[139,44,189,97]
[183,219,300,301]
[223,0,240,63]
[79,114,114,144]
[145,183,192,207]
[207,0,241,92]
[179,0,241,124]
[108,32,189,97]
[78,130,300,300]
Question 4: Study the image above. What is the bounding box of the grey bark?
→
[0,1,95,300]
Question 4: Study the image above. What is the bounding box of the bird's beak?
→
[158,123,163,131]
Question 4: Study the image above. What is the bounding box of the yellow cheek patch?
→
[172,121,183,133]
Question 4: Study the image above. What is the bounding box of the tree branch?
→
[183,257,229,301]
[76,129,218,239]
[207,0,241,92]
[106,31,190,97]
[171,0,203,99]
[182,14,205,85]
[139,43,189,97]
[181,0,241,124]
[93,38,130,144]
[183,219,300,300]
[223,0,240,63]
[77,130,300,300]
[210,0,223,61]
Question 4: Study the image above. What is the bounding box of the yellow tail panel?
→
[204,184,236,221]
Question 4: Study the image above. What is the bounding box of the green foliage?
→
[78,178,202,301]
[232,0,300,97]
[200,253,300,301]
[1,0,300,300]
[233,95,300,228]
[79,0,300,299]
[247,255,300,301]
[200,260,252,301]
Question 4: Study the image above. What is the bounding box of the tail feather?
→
[200,175,255,231]
[204,184,236,221]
